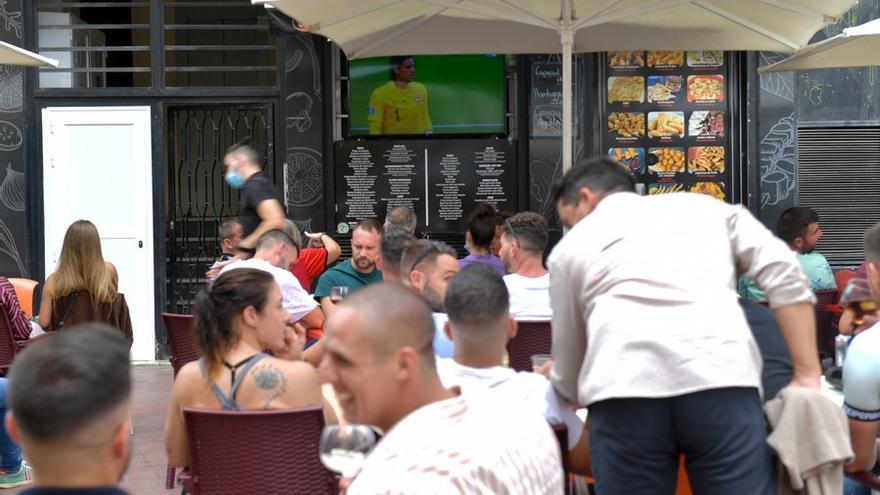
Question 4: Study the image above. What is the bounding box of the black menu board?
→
[335,139,516,233]
[602,51,730,202]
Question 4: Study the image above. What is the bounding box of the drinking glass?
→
[530,353,553,372]
[330,286,349,303]
[840,278,877,327]
[319,424,376,477]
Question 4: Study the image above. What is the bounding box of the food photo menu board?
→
[602,50,730,201]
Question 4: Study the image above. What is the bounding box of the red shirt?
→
[290,248,328,293]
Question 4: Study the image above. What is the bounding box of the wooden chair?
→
[8,278,37,319]
[176,406,336,495]
[550,423,574,495]
[161,312,200,488]
[506,320,551,372]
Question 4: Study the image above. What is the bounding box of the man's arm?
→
[321,235,342,264]
[367,89,384,135]
[772,303,821,388]
[728,206,820,388]
[239,198,287,249]
[299,306,325,329]
[847,419,879,472]
[548,251,587,405]
[320,296,339,315]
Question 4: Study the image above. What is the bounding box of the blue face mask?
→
[225,170,244,189]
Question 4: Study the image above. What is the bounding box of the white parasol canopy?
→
[257,0,856,171]
[0,41,58,68]
[759,18,880,73]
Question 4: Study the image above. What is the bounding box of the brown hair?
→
[47,220,117,308]
[193,269,275,376]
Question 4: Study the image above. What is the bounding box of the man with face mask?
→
[6,323,132,494]
[223,140,286,254]
[399,240,460,358]
[739,206,837,301]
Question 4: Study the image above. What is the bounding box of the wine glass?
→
[330,286,349,303]
[319,424,377,477]
[840,278,877,327]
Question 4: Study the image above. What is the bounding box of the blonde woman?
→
[39,220,132,342]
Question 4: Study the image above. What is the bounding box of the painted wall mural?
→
[281,31,326,232]
[0,0,27,277]
[757,52,797,228]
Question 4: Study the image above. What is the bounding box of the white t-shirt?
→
[219,258,317,322]
[348,394,563,494]
[435,358,583,446]
[503,273,552,320]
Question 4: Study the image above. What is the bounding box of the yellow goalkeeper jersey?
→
[367,81,433,135]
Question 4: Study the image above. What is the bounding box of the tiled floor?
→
[9,363,177,495]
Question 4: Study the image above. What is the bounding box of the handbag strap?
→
[57,292,81,329]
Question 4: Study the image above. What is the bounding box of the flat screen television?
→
[348,54,506,137]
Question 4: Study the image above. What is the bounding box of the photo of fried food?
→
[648,148,685,173]
[687,51,724,67]
[687,75,724,102]
[608,112,644,138]
[647,112,684,138]
[608,51,645,68]
[648,183,684,195]
[688,146,725,173]
[647,76,683,103]
[608,77,644,103]
[647,51,684,67]
[688,111,725,137]
[690,181,725,201]
[608,147,644,173]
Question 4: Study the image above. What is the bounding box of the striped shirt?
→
[0,277,31,340]
[348,394,563,494]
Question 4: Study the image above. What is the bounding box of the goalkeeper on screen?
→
[367,55,433,135]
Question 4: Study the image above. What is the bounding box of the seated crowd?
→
[3,156,880,495]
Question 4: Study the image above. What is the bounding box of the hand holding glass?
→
[330,286,349,303]
[840,278,877,327]
[319,425,377,477]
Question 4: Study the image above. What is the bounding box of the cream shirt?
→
[348,394,564,494]
[219,257,317,322]
[548,192,814,407]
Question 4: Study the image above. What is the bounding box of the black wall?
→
[0,0,28,278]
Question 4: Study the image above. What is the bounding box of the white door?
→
[42,106,155,361]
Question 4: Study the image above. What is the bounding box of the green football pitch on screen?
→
[348,54,507,136]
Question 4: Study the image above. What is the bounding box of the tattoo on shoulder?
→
[252,364,289,409]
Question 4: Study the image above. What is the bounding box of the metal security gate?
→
[165,104,274,313]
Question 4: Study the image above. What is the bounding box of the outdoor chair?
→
[0,308,18,376]
[161,312,199,488]
[162,312,199,377]
[550,422,575,495]
[814,289,840,360]
[506,320,551,372]
[8,278,37,319]
[845,470,880,491]
[177,406,336,495]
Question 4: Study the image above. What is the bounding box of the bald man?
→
[319,284,563,493]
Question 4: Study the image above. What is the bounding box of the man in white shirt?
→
[549,157,820,494]
[319,283,563,494]
[399,240,460,358]
[219,229,324,331]
[498,211,552,320]
[842,223,880,480]
[437,263,589,475]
